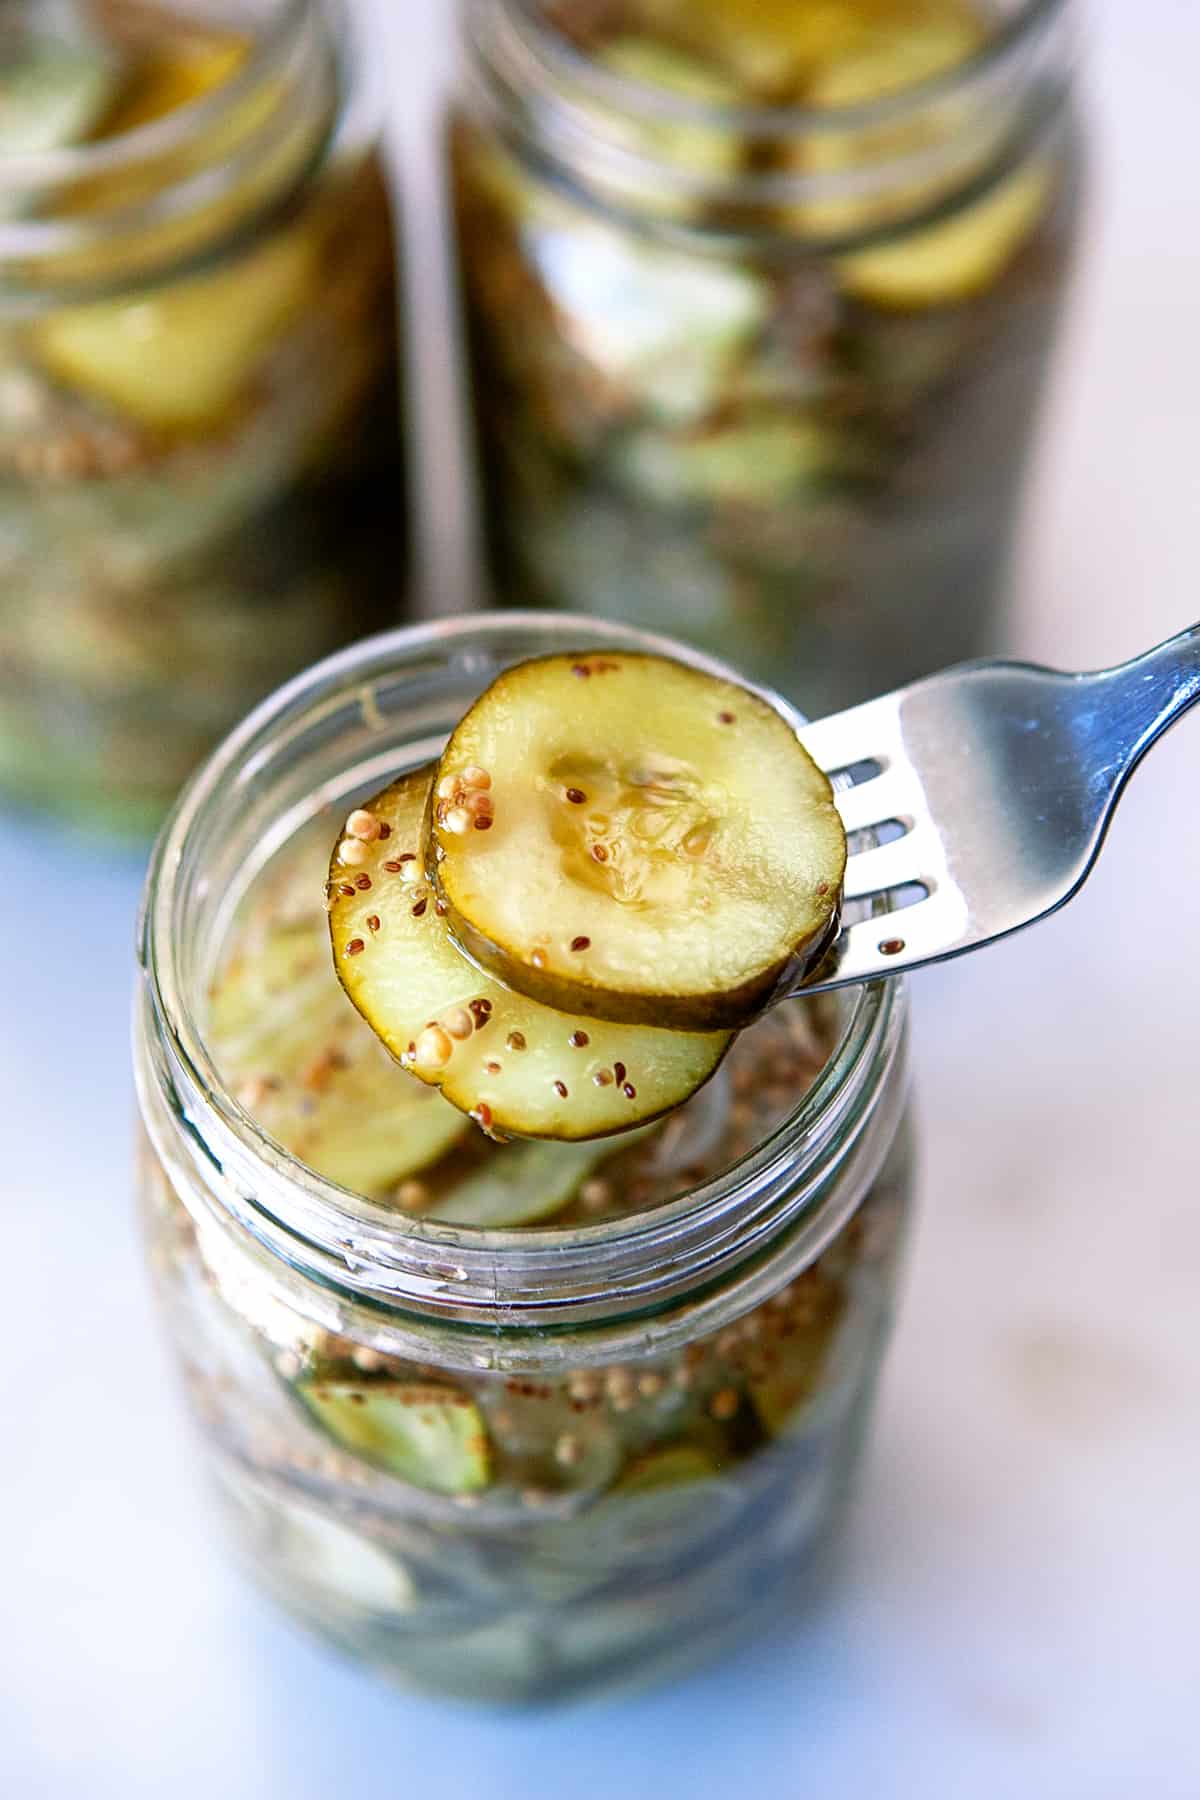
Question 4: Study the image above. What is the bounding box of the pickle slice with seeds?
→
[208,910,469,1195]
[328,768,730,1141]
[428,652,845,1031]
[296,1380,491,1496]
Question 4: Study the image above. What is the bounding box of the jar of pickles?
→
[134,614,913,1703]
[0,0,405,832]
[451,0,1081,717]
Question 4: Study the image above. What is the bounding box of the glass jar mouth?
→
[464,0,1074,240]
[0,0,367,301]
[136,614,906,1331]
[504,0,1065,131]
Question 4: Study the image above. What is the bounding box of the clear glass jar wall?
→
[0,0,405,833]
[450,0,1081,719]
[134,616,915,1703]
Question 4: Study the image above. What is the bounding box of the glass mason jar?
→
[0,0,405,834]
[134,614,914,1703]
[450,0,1081,719]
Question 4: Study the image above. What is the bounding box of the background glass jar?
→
[450,0,1081,720]
[0,0,405,834]
[134,614,915,1704]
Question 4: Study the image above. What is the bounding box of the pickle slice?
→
[296,1380,491,1496]
[328,769,730,1141]
[0,39,116,157]
[209,911,469,1195]
[837,164,1052,309]
[428,1133,646,1229]
[616,1444,720,1494]
[34,224,318,432]
[428,653,845,1031]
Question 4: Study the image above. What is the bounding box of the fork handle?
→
[1100,620,1200,772]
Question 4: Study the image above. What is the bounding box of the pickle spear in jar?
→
[426,652,845,1031]
[327,768,731,1140]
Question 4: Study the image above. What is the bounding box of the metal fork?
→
[792,622,1200,994]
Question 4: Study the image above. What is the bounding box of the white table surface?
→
[4,3,1199,1796]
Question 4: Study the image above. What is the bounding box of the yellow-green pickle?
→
[135,618,915,1703]
[451,0,1081,716]
[0,1,405,831]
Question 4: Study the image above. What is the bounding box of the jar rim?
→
[501,0,1068,131]
[136,613,907,1334]
[462,0,1075,242]
[0,0,369,299]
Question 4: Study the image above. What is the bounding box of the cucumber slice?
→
[616,1444,720,1494]
[583,37,743,218]
[614,415,868,511]
[429,653,844,1031]
[0,38,116,158]
[208,911,469,1195]
[296,1380,491,1496]
[270,1494,417,1615]
[328,769,730,1141]
[34,224,318,432]
[525,215,768,426]
[837,164,1052,309]
[428,1132,647,1229]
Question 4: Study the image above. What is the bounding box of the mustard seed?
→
[709,1387,740,1421]
[337,837,370,867]
[444,1006,474,1041]
[413,1025,452,1070]
[346,808,381,842]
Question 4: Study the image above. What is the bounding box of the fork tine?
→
[842,831,936,902]
[799,693,900,775]
[834,767,920,836]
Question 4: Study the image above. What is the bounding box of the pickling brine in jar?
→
[451,0,1081,719]
[0,1,405,833]
[134,615,914,1703]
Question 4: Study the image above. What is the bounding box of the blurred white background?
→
[3,2,1199,1796]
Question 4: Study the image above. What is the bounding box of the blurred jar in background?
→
[450,0,1081,718]
[0,0,406,833]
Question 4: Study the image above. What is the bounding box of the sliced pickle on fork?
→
[328,767,730,1141]
[427,652,845,1031]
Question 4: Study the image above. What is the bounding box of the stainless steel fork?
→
[793,622,1200,994]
